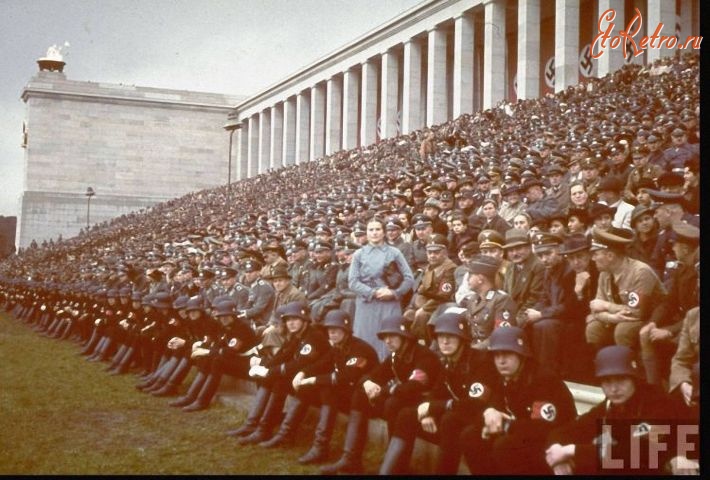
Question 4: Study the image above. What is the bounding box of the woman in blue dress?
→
[349,217,414,360]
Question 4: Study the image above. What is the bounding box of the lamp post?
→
[223,118,241,204]
[85,186,95,229]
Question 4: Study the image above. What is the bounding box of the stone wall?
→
[18,71,245,247]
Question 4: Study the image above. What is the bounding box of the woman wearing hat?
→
[545,345,689,474]
[320,315,440,475]
[566,207,591,236]
[626,204,659,266]
[459,326,576,474]
[377,312,496,475]
[348,217,415,361]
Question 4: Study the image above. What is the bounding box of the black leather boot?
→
[319,410,368,475]
[298,404,337,464]
[152,357,191,397]
[226,385,270,437]
[259,398,308,448]
[378,436,410,475]
[182,373,222,412]
[169,371,206,407]
[237,391,287,445]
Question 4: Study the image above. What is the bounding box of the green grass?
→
[0,312,385,474]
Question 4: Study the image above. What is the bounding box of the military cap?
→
[433,312,471,341]
[500,184,520,197]
[590,226,634,252]
[646,134,659,143]
[502,228,530,249]
[588,202,617,220]
[546,164,564,176]
[466,254,501,279]
[313,240,333,251]
[671,127,686,137]
[459,189,476,199]
[426,234,449,251]
[277,301,310,322]
[198,268,216,280]
[322,309,352,332]
[385,218,404,230]
[531,232,564,254]
[559,233,591,255]
[478,229,505,249]
[629,204,655,227]
[424,198,441,210]
[440,190,454,202]
[656,172,685,189]
[172,294,189,310]
[412,214,432,228]
[488,326,531,357]
[315,224,332,235]
[353,223,367,236]
[521,178,544,190]
[221,266,238,278]
[597,176,624,192]
[185,296,204,312]
[477,174,492,184]
[242,259,263,273]
[264,263,291,280]
[595,345,639,378]
[580,157,600,169]
[671,222,699,245]
[377,315,414,340]
[341,240,361,253]
[151,291,172,309]
[291,239,308,251]
[645,189,684,206]
[213,299,237,316]
[106,288,119,299]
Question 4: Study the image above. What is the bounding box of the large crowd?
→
[0,51,700,475]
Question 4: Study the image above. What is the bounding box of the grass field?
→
[0,312,386,475]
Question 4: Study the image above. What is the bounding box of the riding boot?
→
[259,398,308,448]
[87,337,108,360]
[80,329,100,355]
[110,346,135,375]
[237,390,287,445]
[93,338,114,362]
[136,356,177,390]
[320,410,368,475]
[226,385,270,437]
[169,371,207,407]
[182,373,222,412]
[107,345,128,371]
[298,405,337,464]
[143,357,179,393]
[378,436,410,475]
[152,357,191,397]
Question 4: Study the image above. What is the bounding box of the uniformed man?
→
[522,179,562,226]
[580,157,602,203]
[669,303,700,419]
[622,145,663,205]
[260,263,307,354]
[585,227,666,353]
[385,217,414,270]
[410,214,433,274]
[501,228,546,326]
[320,315,440,474]
[460,326,576,474]
[463,255,516,349]
[378,312,496,474]
[237,259,275,332]
[219,266,249,309]
[497,184,527,224]
[639,223,698,386]
[305,240,338,306]
[545,345,690,475]
[271,309,379,464]
[404,233,457,345]
[287,239,311,294]
[236,301,329,445]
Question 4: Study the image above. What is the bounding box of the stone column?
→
[269,104,283,170]
[483,0,506,110]
[342,67,359,149]
[380,49,399,139]
[427,26,447,126]
[646,0,677,63]
[282,97,296,166]
[402,38,422,134]
[247,114,259,178]
[237,120,248,180]
[325,76,342,154]
[310,83,326,161]
[295,91,310,165]
[360,59,378,146]
[518,0,540,98]
[596,0,624,77]
[453,12,474,116]
[554,0,579,93]
[258,110,270,174]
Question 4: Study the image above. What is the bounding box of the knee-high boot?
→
[169,371,207,407]
[319,410,368,475]
[259,398,308,448]
[182,372,222,412]
[378,436,411,475]
[238,390,288,445]
[143,356,180,393]
[152,357,191,397]
[298,405,337,464]
[226,385,270,437]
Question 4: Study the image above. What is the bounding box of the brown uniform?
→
[405,257,457,341]
[668,306,699,393]
[466,289,517,349]
[585,257,666,350]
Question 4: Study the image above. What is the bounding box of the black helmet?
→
[594,345,639,378]
[277,301,310,322]
[433,312,471,341]
[488,326,531,357]
[322,309,352,332]
[377,315,414,340]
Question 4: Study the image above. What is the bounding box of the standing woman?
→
[349,217,414,360]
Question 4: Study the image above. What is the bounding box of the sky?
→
[0,0,422,218]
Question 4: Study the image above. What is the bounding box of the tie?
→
[609,274,622,305]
